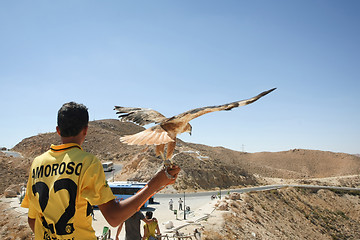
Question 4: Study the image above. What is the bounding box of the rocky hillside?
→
[204,187,360,239]
[12,119,259,191]
[9,119,360,192]
[0,152,30,194]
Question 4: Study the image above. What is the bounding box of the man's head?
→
[57,102,89,137]
[145,211,153,219]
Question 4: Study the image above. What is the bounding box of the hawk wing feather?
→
[114,106,167,126]
[167,88,276,123]
[120,126,174,145]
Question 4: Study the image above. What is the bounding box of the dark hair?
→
[57,102,89,137]
[145,211,153,219]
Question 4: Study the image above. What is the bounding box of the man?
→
[194,229,202,240]
[178,198,183,211]
[115,210,151,240]
[21,102,180,240]
[169,199,173,211]
[142,211,160,240]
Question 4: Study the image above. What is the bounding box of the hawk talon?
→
[164,166,175,180]
[163,159,173,168]
[160,152,174,168]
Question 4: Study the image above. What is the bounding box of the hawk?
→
[114,88,276,161]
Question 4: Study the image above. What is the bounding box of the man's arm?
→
[155,222,161,235]
[142,217,156,224]
[99,166,180,227]
[115,222,123,240]
[142,224,149,240]
[142,218,151,224]
[28,217,35,233]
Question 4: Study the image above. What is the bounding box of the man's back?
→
[124,211,145,240]
[22,143,114,239]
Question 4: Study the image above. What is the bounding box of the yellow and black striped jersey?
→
[22,143,115,240]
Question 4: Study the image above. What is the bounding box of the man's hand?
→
[99,165,181,227]
[148,165,181,192]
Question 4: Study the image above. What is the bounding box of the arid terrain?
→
[1,119,360,239]
[204,187,360,239]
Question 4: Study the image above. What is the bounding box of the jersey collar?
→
[50,143,83,152]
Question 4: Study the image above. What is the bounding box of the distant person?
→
[21,101,180,239]
[116,210,153,240]
[142,211,160,240]
[178,198,183,210]
[194,228,202,240]
[169,199,173,211]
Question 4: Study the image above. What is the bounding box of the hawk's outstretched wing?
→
[166,88,276,123]
[114,107,167,126]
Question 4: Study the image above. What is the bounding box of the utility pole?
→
[183,192,186,220]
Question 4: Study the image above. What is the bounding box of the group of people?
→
[21,102,180,240]
[168,198,184,211]
[116,210,160,240]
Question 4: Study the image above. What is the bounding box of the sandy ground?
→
[6,193,216,239]
[92,194,216,239]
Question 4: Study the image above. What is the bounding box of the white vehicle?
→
[102,162,114,172]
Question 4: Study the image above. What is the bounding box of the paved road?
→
[105,164,122,180]
[1,150,23,158]
[155,185,285,200]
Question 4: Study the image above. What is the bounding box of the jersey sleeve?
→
[27,201,37,219]
[21,169,32,209]
[20,193,29,208]
[80,158,115,206]
[21,169,38,219]
[21,190,37,219]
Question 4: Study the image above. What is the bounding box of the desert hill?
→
[204,187,360,239]
[8,119,360,192]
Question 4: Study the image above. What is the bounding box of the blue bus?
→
[108,181,154,208]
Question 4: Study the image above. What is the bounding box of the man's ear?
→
[82,126,88,136]
[56,126,61,136]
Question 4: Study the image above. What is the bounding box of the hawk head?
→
[184,123,192,136]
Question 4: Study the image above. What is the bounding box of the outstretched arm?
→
[99,166,180,227]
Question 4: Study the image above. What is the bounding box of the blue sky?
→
[0,1,359,154]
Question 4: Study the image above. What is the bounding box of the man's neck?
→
[57,126,87,146]
[61,136,83,145]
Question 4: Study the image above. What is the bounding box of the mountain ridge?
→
[10,119,360,191]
